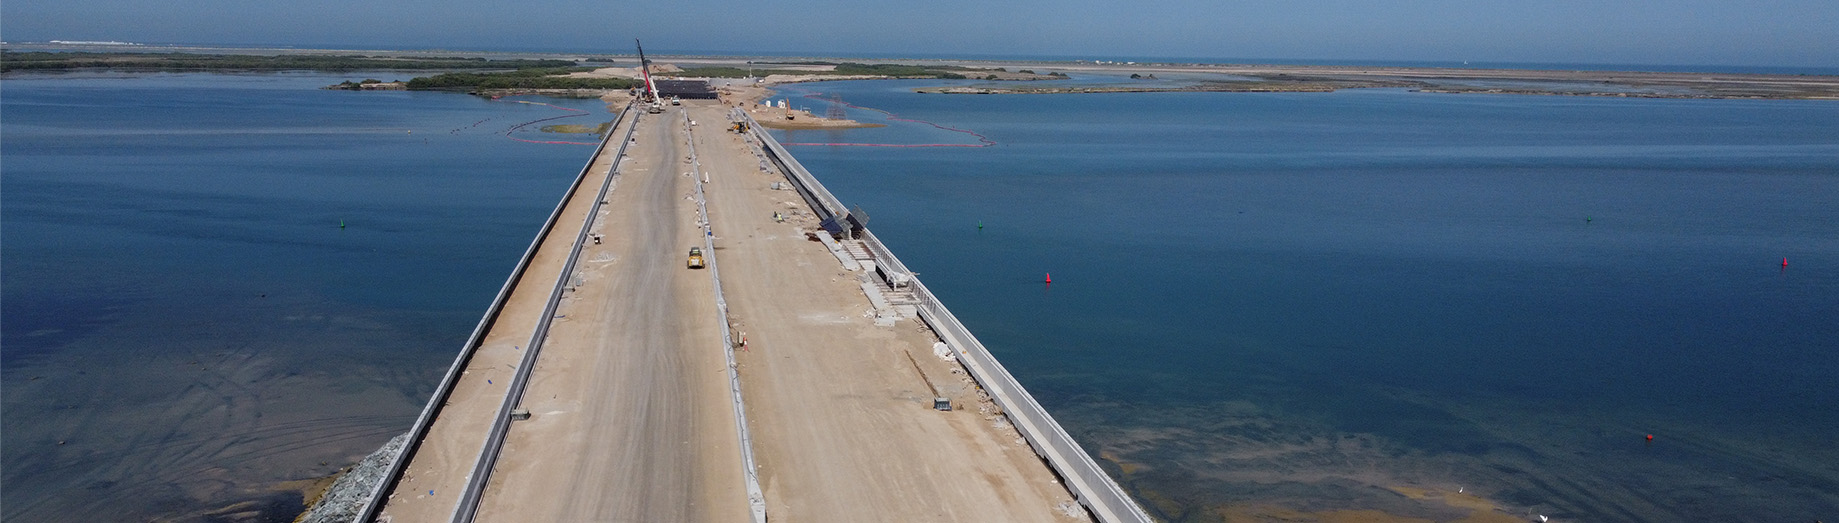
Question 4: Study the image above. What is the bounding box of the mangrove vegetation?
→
[0,51,578,73]
[402,68,637,91]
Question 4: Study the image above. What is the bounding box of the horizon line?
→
[5,41,1836,75]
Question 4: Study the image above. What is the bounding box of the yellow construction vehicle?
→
[687,247,705,269]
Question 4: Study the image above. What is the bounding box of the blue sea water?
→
[775,80,1839,521]
[1,72,617,521]
[3,70,1835,522]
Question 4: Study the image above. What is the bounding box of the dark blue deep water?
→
[2,72,617,521]
[775,80,1839,522]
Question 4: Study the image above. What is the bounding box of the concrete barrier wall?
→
[749,117,848,221]
[684,111,770,523]
[357,103,635,523]
[450,105,641,523]
[741,111,1153,523]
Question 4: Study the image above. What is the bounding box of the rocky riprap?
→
[298,432,408,523]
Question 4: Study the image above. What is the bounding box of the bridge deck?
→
[688,102,1083,522]
[470,107,747,521]
[374,105,638,523]
[376,100,1087,522]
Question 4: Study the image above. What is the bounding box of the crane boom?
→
[635,39,661,102]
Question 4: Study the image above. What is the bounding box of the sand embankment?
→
[719,82,884,130]
[565,66,884,129]
[565,63,682,79]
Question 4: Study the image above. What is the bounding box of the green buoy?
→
[340,219,346,229]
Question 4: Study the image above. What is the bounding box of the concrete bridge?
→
[357,97,1153,523]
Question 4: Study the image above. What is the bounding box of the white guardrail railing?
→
[356,102,635,523]
[684,110,770,523]
[739,110,1154,523]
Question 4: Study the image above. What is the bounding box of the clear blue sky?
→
[4,0,1835,67]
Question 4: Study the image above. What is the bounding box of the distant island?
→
[325,61,1061,98]
[0,51,576,73]
[9,46,1831,100]
[914,64,1839,100]
[398,68,636,91]
[664,62,1061,81]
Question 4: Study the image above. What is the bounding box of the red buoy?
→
[1783,257,1788,267]
[1646,434,1654,441]
[1045,273,1052,284]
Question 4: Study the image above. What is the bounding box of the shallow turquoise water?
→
[1,72,617,521]
[774,80,1839,522]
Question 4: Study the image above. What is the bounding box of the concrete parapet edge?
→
[448,104,644,523]
[739,110,1154,523]
[356,102,635,523]
[688,110,771,523]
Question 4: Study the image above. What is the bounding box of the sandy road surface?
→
[685,101,1087,523]
[380,100,1085,523]
[377,112,634,523]
[472,108,746,522]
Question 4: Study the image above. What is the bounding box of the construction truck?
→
[687,247,705,269]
